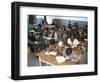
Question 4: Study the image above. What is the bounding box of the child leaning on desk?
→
[63,47,81,63]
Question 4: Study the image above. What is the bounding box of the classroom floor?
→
[28,53,39,66]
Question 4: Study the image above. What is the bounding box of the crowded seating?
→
[28,15,88,65]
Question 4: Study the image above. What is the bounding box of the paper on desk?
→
[45,51,57,56]
[56,56,66,63]
[45,52,50,55]
[49,51,57,55]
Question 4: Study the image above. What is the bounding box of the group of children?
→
[28,21,87,63]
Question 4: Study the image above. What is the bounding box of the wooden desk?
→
[37,51,77,66]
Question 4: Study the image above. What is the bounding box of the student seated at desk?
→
[63,47,81,63]
[69,50,81,63]
[63,47,72,58]
[71,46,82,63]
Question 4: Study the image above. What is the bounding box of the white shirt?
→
[67,38,79,48]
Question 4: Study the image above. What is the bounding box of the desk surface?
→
[37,51,78,65]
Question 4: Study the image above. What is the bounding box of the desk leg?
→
[39,57,42,66]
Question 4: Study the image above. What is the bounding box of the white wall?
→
[0,0,99,82]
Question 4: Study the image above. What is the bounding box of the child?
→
[63,47,72,59]
[70,48,82,63]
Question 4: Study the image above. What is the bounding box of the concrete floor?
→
[28,53,40,66]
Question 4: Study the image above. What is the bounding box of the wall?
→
[52,19,87,28]
[0,0,99,82]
